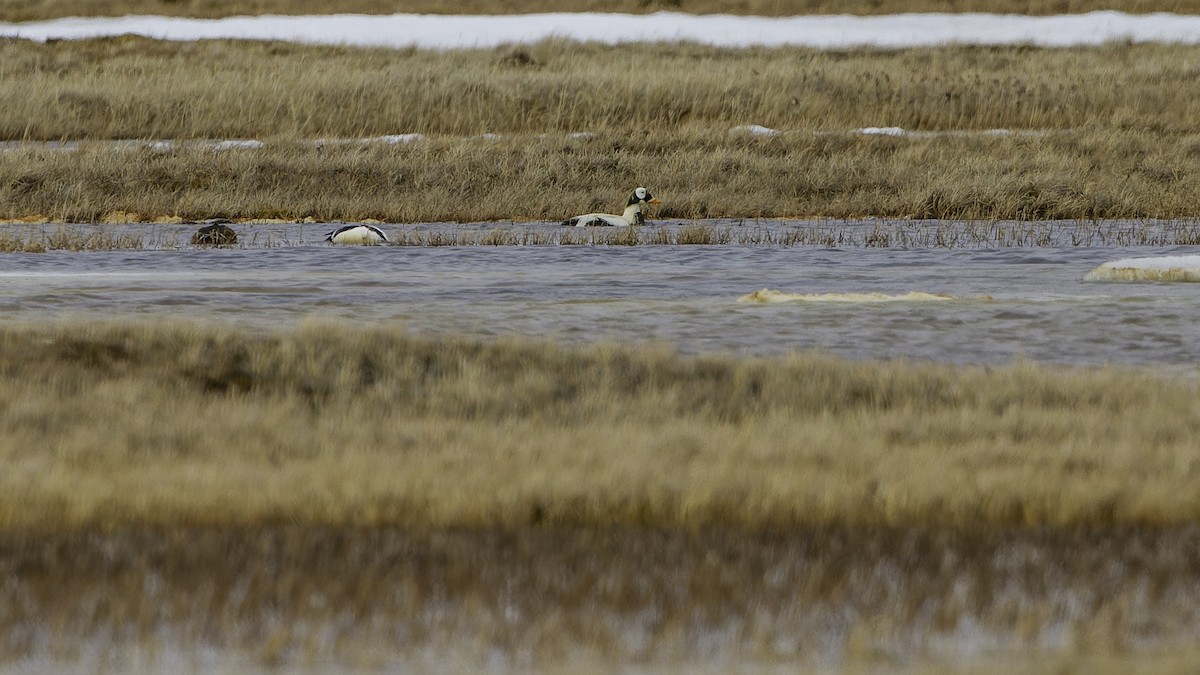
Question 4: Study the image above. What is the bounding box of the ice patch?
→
[368,134,425,144]
[739,289,963,303]
[210,139,264,150]
[848,127,1050,139]
[731,125,783,136]
[316,134,425,146]
[1083,255,1200,282]
[8,11,1200,50]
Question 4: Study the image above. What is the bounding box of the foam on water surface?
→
[1084,255,1200,282]
[739,289,965,303]
[8,11,1200,49]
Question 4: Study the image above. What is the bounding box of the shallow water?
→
[1,220,1198,366]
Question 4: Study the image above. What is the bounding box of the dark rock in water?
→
[192,223,237,246]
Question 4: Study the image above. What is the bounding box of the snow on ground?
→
[731,125,784,136]
[4,11,1200,49]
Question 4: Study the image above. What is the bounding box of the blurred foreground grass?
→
[3,321,1200,670]
[3,321,1198,532]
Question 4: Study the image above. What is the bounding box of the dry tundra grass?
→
[5,0,1200,21]
[2,321,1200,669]
[3,39,1200,221]
[6,130,1200,222]
[2,321,1198,533]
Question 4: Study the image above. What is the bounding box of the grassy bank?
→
[2,321,1198,533]
[3,39,1200,221]
[5,525,1200,671]
[6,0,1200,22]
[7,39,1200,139]
[3,321,1200,669]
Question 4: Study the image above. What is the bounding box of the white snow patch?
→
[314,134,426,147]
[850,127,1052,138]
[210,139,265,150]
[368,133,426,144]
[6,11,1200,50]
[731,125,783,136]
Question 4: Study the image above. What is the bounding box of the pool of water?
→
[1,220,1197,367]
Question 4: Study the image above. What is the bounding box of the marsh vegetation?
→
[3,39,1200,222]
[1,322,1199,669]
[2,319,1200,530]
[2,322,1198,532]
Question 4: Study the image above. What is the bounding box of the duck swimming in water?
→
[326,224,389,245]
[561,187,661,227]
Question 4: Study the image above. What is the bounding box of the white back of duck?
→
[326,224,389,245]
[562,187,661,227]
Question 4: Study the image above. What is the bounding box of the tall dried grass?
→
[2,321,1198,533]
[3,39,1200,221]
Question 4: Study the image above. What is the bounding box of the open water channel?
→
[0,219,1197,368]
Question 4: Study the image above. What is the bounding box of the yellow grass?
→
[6,38,1200,139]
[2,321,1198,533]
